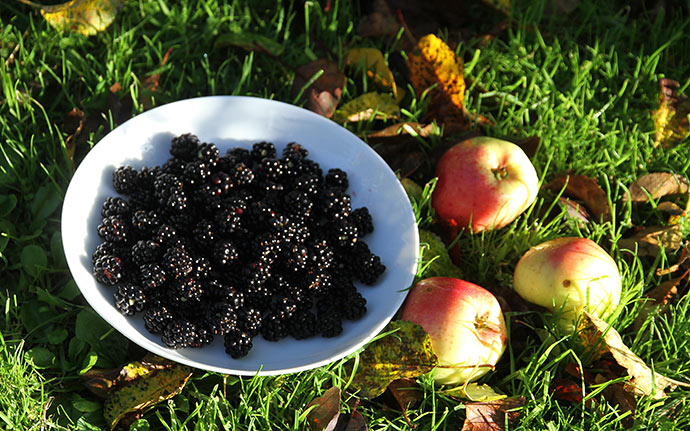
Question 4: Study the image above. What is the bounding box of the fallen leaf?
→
[618,225,684,257]
[291,59,346,118]
[656,245,689,276]
[368,122,434,140]
[324,411,368,431]
[550,378,586,405]
[370,136,424,179]
[345,47,399,100]
[333,92,400,123]
[407,34,467,124]
[545,174,611,222]
[624,172,689,203]
[632,269,689,331]
[357,0,399,38]
[599,380,636,428]
[103,356,193,430]
[461,396,525,431]
[577,312,690,398]
[214,31,284,56]
[652,78,690,148]
[307,386,341,431]
[456,383,507,402]
[350,320,439,399]
[385,378,422,410]
[17,0,125,36]
[418,229,463,279]
[657,201,686,216]
[106,82,134,127]
[558,197,592,225]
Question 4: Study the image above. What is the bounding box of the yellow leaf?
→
[17,0,125,36]
[406,34,466,123]
[653,78,690,148]
[345,47,399,100]
[333,92,400,123]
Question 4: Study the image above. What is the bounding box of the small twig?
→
[5,29,28,67]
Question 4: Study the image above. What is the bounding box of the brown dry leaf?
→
[367,122,434,140]
[307,386,342,431]
[578,312,690,398]
[653,78,690,148]
[624,173,689,203]
[461,397,525,431]
[545,174,611,222]
[292,59,346,118]
[658,201,686,216]
[324,411,368,431]
[333,92,400,123]
[656,245,689,276]
[558,197,592,225]
[385,378,422,410]
[17,0,125,36]
[618,225,684,257]
[632,269,689,331]
[345,47,399,100]
[407,34,468,124]
[357,0,399,38]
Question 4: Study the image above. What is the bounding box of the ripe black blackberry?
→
[139,263,166,289]
[284,190,314,218]
[237,307,263,337]
[350,207,374,237]
[192,256,212,279]
[203,302,238,335]
[153,173,184,206]
[196,142,219,166]
[182,161,212,187]
[317,312,343,338]
[282,142,309,161]
[170,133,201,161]
[113,166,138,195]
[162,246,194,280]
[162,319,198,349]
[131,210,161,236]
[260,313,288,341]
[281,243,309,272]
[131,240,161,266]
[144,305,174,334]
[341,291,367,320]
[91,241,121,265]
[93,255,123,286]
[207,172,234,196]
[244,284,273,310]
[101,197,130,218]
[214,240,239,266]
[229,162,254,186]
[97,216,130,244]
[192,219,216,249]
[330,219,359,248]
[292,173,321,197]
[288,310,317,340]
[257,158,285,182]
[113,283,147,316]
[325,168,349,191]
[154,224,178,246]
[224,329,253,359]
[318,188,351,221]
[162,157,187,176]
[170,276,204,302]
[226,147,251,163]
[190,325,215,348]
[359,253,386,285]
[251,141,277,161]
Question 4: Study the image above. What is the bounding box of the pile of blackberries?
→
[91,134,385,358]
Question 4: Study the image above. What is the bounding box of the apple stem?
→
[492,167,509,180]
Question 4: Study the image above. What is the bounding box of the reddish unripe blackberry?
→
[93,255,123,286]
[139,263,166,289]
[170,133,201,161]
[97,216,130,244]
[224,329,253,358]
[101,197,130,218]
[113,283,147,316]
[113,166,138,195]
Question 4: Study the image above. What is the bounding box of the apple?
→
[513,237,622,330]
[399,277,508,385]
[432,136,539,233]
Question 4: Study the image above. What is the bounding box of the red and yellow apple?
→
[513,237,622,330]
[400,277,508,385]
[432,137,539,233]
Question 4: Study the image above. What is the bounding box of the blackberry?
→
[284,190,314,218]
[270,296,298,320]
[224,329,253,359]
[162,246,194,280]
[131,240,161,266]
[317,313,343,338]
[192,219,216,248]
[192,256,212,279]
[207,172,234,196]
[196,142,219,166]
[204,302,238,335]
[293,173,321,197]
[229,162,254,186]
[97,216,130,244]
[359,253,386,285]
[162,319,197,349]
[113,166,138,195]
[215,206,243,234]
[171,276,204,302]
[251,141,277,161]
[153,173,184,206]
[214,241,239,266]
[93,255,123,286]
[101,197,130,218]
[190,325,215,348]
[288,310,317,340]
[237,307,263,337]
[341,291,367,320]
[301,270,332,296]
[154,224,178,246]
[330,219,359,248]
[260,313,288,341]
[325,168,349,191]
[225,147,251,164]
[257,158,285,182]
[281,243,309,272]
[170,133,201,161]
[113,283,147,316]
[244,284,273,310]
[162,157,187,176]
[319,188,351,221]
[144,305,174,334]
[92,241,121,265]
[183,161,212,187]
[350,207,374,237]
[308,239,335,271]
[297,159,323,178]
[131,210,161,236]
[165,189,189,212]
[282,142,309,161]
[139,263,166,289]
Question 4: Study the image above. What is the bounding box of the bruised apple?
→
[400,277,508,385]
[432,137,539,233]
[513,237,622,330]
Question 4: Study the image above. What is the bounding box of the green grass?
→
[2,0,690,429]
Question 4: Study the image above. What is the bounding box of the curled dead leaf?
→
[633,269,690,331]
[291,59,346,118]
[578,312,690,398]
[653,78,690,148]
[307,386,341,431]
[624,173,689,203]
[618,225,684,257]
[545,174,611,222]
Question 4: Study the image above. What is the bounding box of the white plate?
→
[61,96,419,376]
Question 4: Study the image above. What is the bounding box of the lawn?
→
[1,0,690,430]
